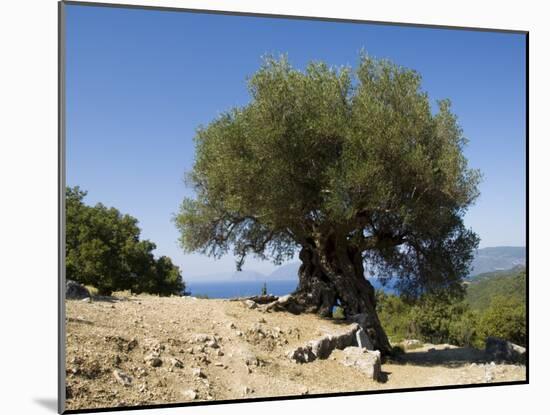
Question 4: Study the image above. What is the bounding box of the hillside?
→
[469,247,525,276]
[466,266,526,310]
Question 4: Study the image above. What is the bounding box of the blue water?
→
[185,280,298,299]
[185,278,396,299]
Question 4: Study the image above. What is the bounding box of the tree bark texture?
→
[292,236,392,355]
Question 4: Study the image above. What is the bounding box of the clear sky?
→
[65,4,526,280]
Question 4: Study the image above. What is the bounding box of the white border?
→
[1,1,546,414]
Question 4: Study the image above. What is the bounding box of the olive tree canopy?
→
[175,55,480,354]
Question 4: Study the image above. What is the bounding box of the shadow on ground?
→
[391,347,490,368]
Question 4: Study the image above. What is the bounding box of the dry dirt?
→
[65,294,526,410]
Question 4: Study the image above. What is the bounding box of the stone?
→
[355,328,374,350]
[340,347,382,381]
[193,334,212,343]
[227,322,236,329]
[127,338,138,352]
[182,389,197,400]
[170,357,184,369]
[277,295,291,304]
[192,367,206,378]
[244,353,259,366]
[113,369,132,386]
[290,324,360,363]
[242,386,254,396]
[206,339,219,349]
[66,280,90,300]
[309,336,336,359]
[333,326,359,349]
[288,346,316,363]
[244,299,257,309]
[485,337,526,364]
[250,322,264,334]
[402,339,422,348]
[144,354,162,367]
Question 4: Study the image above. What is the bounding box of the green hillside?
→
[466,266,526,310]
[377,266,527,348]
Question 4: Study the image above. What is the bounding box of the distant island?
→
[184,246,526,283]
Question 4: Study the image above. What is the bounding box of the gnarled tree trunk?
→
[291,236,392,355]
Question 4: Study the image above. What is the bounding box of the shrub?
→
[376,291,415,343]
[477,296,526,346]
[84,285,99,297]
[66,186,185,296]
[332,306,346,320]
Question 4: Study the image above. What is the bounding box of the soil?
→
[65,294,526,411]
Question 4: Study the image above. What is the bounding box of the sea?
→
[185,280,299,299]
[184,278,396,299]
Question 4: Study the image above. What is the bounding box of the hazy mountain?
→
[230,270,267,281]
[268,262,300,281]
[470,246,526,276]
[469,264,526,283]
[185,246,526,284]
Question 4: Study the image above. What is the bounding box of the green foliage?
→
[477,296,526,347]
[375,291,415,342]
[332,306,346,320]
[377,266,527,348]
[408,292,475,345]
[466,268,526,310]
[66,186,185,296]
[261,282,267,296]
[175,54,480,297]
[377,291,480,347]
[84,285,99,297]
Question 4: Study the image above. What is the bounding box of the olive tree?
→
[175,55,480,354]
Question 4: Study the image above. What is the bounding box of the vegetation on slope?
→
[376,266,526,348]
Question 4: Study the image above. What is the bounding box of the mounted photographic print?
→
[59,1,528,413]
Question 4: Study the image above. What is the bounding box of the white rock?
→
[182,389,197,400]
[192,367,206,378]
[355,328,374,350]
[244,300,257,309]
[113,369,132,386]
[340,347,382,381]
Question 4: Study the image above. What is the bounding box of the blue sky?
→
[65,5,526,280]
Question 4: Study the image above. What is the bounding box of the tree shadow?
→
[392,347,490,368]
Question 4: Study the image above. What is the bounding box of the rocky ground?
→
[65,294,526,411]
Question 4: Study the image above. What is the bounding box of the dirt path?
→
[65,295,526,411]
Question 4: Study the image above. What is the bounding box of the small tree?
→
[261,281,267,296]
[175,55,480,354]
[66,186,185,296]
